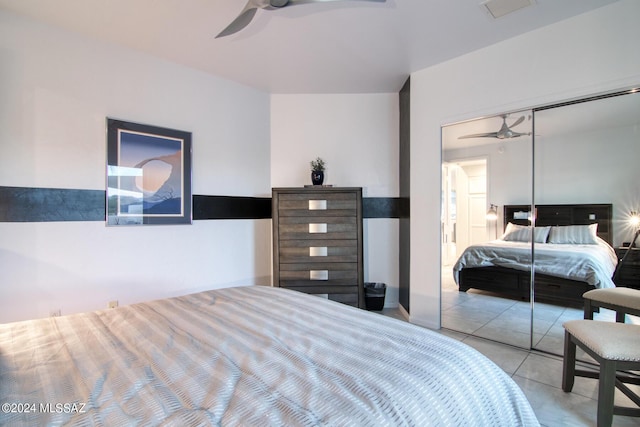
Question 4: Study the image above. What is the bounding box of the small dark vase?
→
[311,170,324,186]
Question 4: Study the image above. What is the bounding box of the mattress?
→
[453,238,617,289]
[0,286,539,426]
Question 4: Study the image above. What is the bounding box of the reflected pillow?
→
[548,224,598,245]
[501,223,550,243]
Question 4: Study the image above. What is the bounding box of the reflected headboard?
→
[503,204,613,245]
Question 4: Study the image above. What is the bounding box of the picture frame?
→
[106,118,192,226]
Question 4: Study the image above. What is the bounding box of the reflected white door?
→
[468,171,488,245]
[442,160,487,263]
[455,160,487,258]
[441,163,457,266]
[455,166,470,257]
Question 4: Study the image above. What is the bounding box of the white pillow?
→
[501,223,550,243]
[547,224,598,245]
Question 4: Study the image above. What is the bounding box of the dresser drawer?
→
[278,194,357,220]
[279,240,358,263]
[279,262,358,280]
[278,192,356,210]
[278,218,358,240]
[280,280,359,289]
[278,215,356,225]
[280,284,360,305]
[328,293,359,306]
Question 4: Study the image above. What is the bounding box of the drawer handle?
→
[309,247,328,257]
[309,200,327,210]
[309,223,327,233]
[310,270,329,280]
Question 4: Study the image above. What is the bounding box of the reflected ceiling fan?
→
[458,114,530,140]
[216,0,386,38]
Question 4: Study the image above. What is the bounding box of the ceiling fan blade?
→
[288,0,385,4]
[510,116,525,128]
[216,0,385,38]
[215,6,258,38]
[458,132,499,139]
[459,114,529,140]
[509,131,531,138]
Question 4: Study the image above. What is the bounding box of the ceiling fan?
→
[216,0,386,38]
[458,114,530,140]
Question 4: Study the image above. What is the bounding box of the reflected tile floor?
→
[440,270,640,352]
[380,308,640,426]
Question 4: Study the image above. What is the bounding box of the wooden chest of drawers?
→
[272,187,364,308]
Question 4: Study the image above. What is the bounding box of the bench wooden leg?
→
[597,360,616,427]
[584,298,595,320]
[562,330,576,392]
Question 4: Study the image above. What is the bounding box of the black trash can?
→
[364,282,386,311]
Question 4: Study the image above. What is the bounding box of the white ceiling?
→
[0,0,619,94]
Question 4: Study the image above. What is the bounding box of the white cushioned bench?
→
[562,319,640,427]
[583,287,640,322]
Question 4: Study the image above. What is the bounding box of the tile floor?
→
[438,328,640,427]
[380,307,640,426]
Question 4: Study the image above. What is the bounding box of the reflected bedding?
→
[453,237,617,289]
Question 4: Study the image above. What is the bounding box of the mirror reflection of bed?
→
[452,204,619,350]
[441,88,640,354]
[457,204,615,307]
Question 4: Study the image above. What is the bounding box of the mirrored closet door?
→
[531,88,640,355]
[441,111,534,349]
[441,87,640,353]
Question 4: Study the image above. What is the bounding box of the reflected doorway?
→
[442,159,489,267]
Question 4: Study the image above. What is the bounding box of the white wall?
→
[411,0,640,328]
[536,124,640,246]
[270,94,400,307]
[0,10,272,322]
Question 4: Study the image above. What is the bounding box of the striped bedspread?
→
[453,239,617,289]
[0,286,539,426]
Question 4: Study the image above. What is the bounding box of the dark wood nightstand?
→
[613,247,640,289]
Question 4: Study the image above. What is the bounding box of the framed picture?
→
[106,118,192,226]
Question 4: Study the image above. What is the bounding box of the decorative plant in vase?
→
[310,157,325,186]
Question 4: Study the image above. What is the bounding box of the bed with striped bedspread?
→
[0,285,538,426]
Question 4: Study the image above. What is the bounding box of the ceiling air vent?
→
[481,0,535,19]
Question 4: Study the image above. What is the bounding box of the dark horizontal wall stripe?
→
[193,195,271,220]
[363,197,409,219]
[0,186,105,222]
[0,187,405,222]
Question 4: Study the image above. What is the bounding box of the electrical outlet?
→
[108,300,118,309]
[49,309,61,317]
